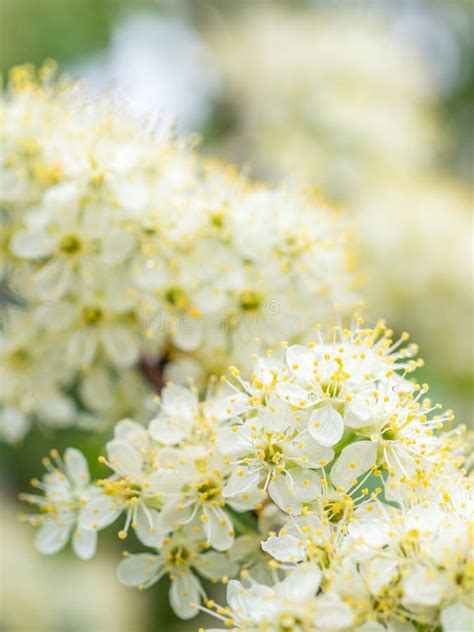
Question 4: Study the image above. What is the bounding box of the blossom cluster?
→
[0,65,354,441]
[21,320,473,629]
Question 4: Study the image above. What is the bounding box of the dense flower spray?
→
[21,319,473,629]
[0,65,355,441]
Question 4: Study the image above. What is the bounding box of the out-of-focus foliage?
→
[0,0,114,71]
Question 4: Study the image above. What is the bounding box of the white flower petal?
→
[286,345,315,382]
[223,466,261,499]
[79,491,124,530]
[216,424,253,460]
[440,603,474,632]
[34,259,72,300]
[67,331,97,369]
[308,404,345,447]
[387,620,416,632]
[0,407,30,443]
[106,439,143,479]
[365,557,399,596]
[344,399,372,429]
[35,520,72,555]
[227,488,265,512]
[161,383,199,416]
[402,566,443,607]
[148,416,185,445]
[268,474,303,515]
[134,504,162,548]
[38,394,75,428]
[102,229,136,264]
[43,181,80,210]
[197,550,239,581]
[346,519,391,558]
[158,499,194,535]
[172,320,202,352]
[261,396,294,433]
[286,469,321,502]
[36,302,76,331]
[64,448,90,487]
[116,553,161,587]
[11,228,55,259]
[169,573,201,619]
[148,469,185,496]
[275,564,321,600]
[315,592,354,630]
[227,579,275,620]
[203,505,234,551]
[288,433,335,468]
[355,624,385,632]
[114,418,148,444]
[330,441,377,491]
[72,527,97,560]
[204,393,249,421]
[261,534,305,563]
[101,326,139,367]
[276,382,315,408]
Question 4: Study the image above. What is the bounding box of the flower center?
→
[59,234,81,254]
[277,613,307,632]
[260,441,284,465]
[239,288,262,312]
[164,286,187,309]
[167,545,191,568]
[320,380,342,398]
[381,426,397,441]
[82,306,103,326]
[11,347,30,368]
[210,212,224,228]
[196,479,221,501]
[323,498,352,523]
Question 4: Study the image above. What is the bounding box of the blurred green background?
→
[1,1,472,630]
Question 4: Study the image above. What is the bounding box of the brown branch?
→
[138,354,167,393]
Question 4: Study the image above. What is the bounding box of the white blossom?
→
[20,448,99,560]
[116,525,238,619]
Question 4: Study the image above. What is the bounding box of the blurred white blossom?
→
[0,65,355,441]
[208,7,438,197]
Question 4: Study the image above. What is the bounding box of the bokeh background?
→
[1,1,472,630]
